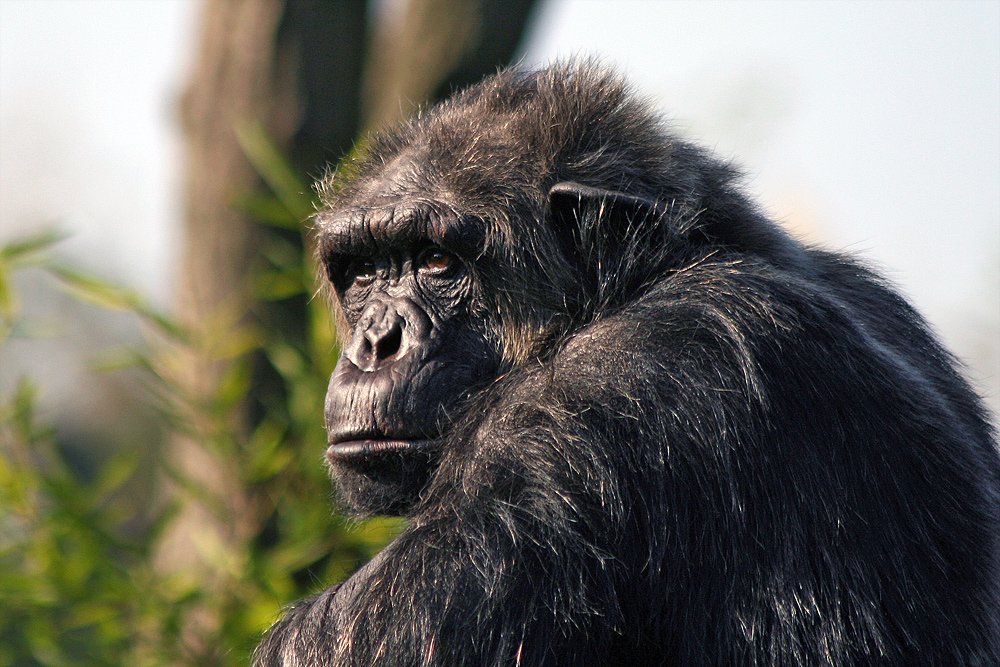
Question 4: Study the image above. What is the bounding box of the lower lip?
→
[325,438,432,462]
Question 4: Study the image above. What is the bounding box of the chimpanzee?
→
[254,62,1000,666]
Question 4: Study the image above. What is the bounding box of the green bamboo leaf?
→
[0,228,67,265]
[48,266,188,342]
[89,454,139,506]
[253,270,306,300]
[49,265,141,311]
[234,121,315,221]
[230,191,301,230]
[0,229,67,323]
[86,348,147,374]
[259,234,304,269]
[264,341,305,379]
[0,263,16,321]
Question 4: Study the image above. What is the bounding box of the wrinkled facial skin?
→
[318,200,499,516]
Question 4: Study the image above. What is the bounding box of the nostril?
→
[375,323,403,360]
[348,301,421,371]
[359,335,373,358]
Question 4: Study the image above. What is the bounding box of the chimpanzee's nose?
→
[343,298,431,372]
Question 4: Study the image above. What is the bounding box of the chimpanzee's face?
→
[317,177,500,516]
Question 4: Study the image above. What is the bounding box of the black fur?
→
[256,62,1000,666]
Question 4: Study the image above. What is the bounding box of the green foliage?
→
[0,229,67,340]
[0,144,399,665]
[0,378,145,667]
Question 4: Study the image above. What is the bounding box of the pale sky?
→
[1,0,998,411]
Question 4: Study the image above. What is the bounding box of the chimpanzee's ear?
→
[548,181,805,270]
[546,182,673,306]
[546,181,666,251]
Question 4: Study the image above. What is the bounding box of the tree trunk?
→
[156,0,538,661]
[156,0,289,660]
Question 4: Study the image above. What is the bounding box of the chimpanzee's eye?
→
[418,248,457,274]
[347,258,377,284]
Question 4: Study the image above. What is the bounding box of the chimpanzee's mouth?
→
[325,437,437,464]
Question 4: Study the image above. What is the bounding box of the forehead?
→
[317,147,455,248]
[317,199,456,255]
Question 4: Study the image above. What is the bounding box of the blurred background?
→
[1,1,997,665]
